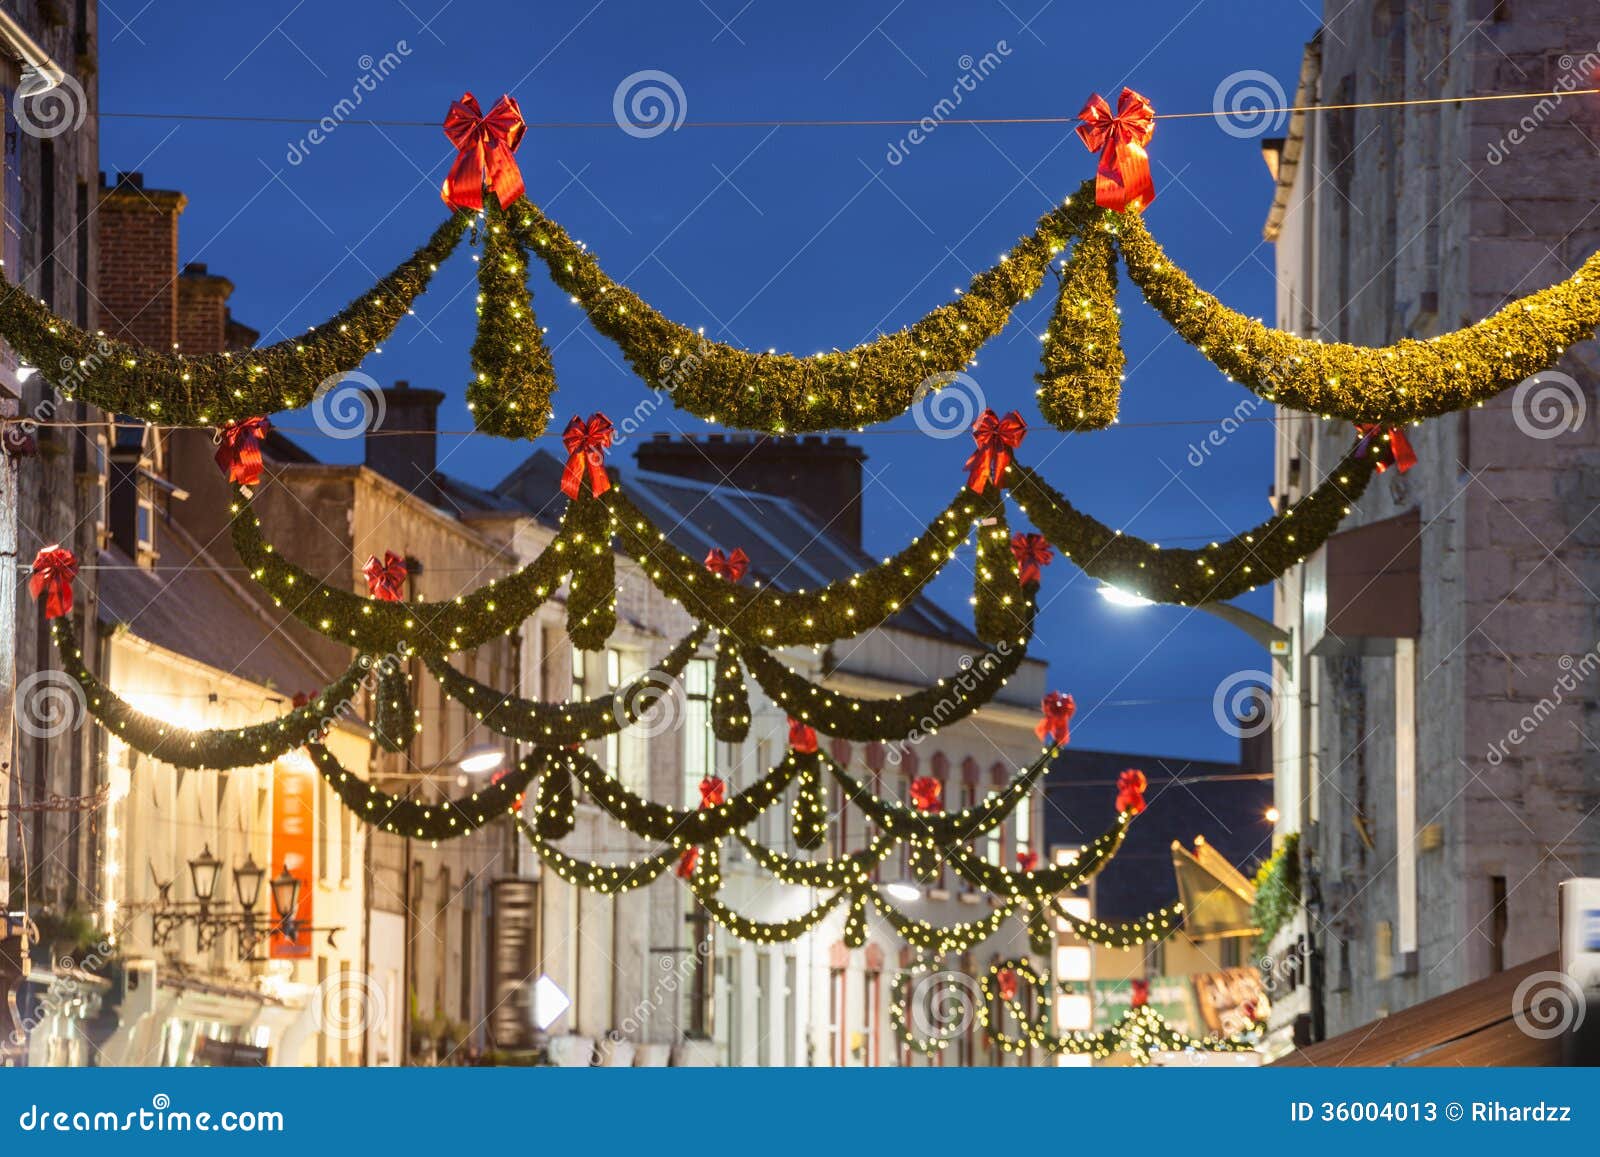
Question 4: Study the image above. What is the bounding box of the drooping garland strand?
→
[518,819,681,893]
[509,193,1102,433]
[371,663,417,752]
[564,492,618,650]
[231,485,572,654]
[790,757,829,852]
[308,742,534,842]
[826,745,1056,844]
[1114,205,1600,423]
[735,607,1031,741]
[687,886,848,945]
[972,510,1031,645]
[50,617,370,770]
[942,813,1132,899]
[1036,223,1125,431]
[468,195,558,438]
[564,746,805,845]
[423,625,710,744]
[1010,442,1381,605]
[604,482,998,646]
[0,213,468,426]
[843,892,871,949]
[533,758,577,839]
[866,889,1022,955]
[734,832,894,889]
[1054,897,1185,948]
[710,633,751,743]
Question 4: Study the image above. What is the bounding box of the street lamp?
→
[233,854,264,911]
[188,845,222,907]
[270,864,302,930]
[1096,583,1293,666]
[457,744,506,775]
[883,881,922,903]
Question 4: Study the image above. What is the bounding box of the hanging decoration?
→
[910,775,943,813]
[1036,225,1125,431]
[468,194,557,438]
[788,718,819,753]
[703,547,749,582]
[29,546,77,619]
[1076,88,1157,213]
[520,821,682,894]
[964,409,1027,493]
[1357,424,1417,474]
[710,633,752,742]
[1009,532,1053,586]
[533,757,577,839]
[972,509,1031,644]
[214,416,270,488]
[369,662,418,752]
[790,754,829,851]
[362,552,409,602]
[829,746,1054,844]
[559,413,614,498]
[1115,768,1148,816]
[1035,691,1075,747]
[440,92,527,212]
[308,742,534,842]
[563,491,619,649]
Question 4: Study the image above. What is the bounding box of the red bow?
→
[1016,850,1039,873]
[1035,692,1075,747]
[1357,424,1417,474]
[363,551,408,602]
[29,546,77,619]
[215,416,270,488]
[910,775,943,813]
[788,718,818,753]
[704,548,749,583]
[1116,769,1148,816]
[964,409,1027,493]
[1242,999,1259,1022]
[560,414,614,499]
[675,847,699,879]
[1010,532,1054,585]
[698,776,726,808]
[997,968,1018,1002]
[1130,978,1150,1008]
[441,93,527,211]
[1076,88,1157,213]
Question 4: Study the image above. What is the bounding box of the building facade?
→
[1267,2,1600,1038]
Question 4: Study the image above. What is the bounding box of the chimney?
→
[177,261,235,354]
[364,380,446,497]
[95,171,187,350]
[634,433,867,546]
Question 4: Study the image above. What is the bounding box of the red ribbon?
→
[997,968,1019,1002]
[215,416,270,488]
[698,776,726,809]
[560,414,614,499]
[1130,978,1151,1009]
[675,847,699,879]
[704,548,749,583]
[964,409,1027,493]
[1016,850,1039,873]
[441,93,527,211]
[1076,88,1157,213]
[1357,424,1417,474]
[1010,532,1054,585]
[788,718,818,754]
[1035,692,1075,747]
[29,546,77,619]
[910,775,943,813]
[1116,768,1148,816]
[363,551,409,602]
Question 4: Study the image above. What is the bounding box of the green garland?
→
[424,626,710,744]
[710,633,751,743]
[889,958,979,1055]
[734,832,894,889]
[689,887,848,945]
[605,481,998,646]
[790,757,829,852]
[842,892,871,949]
[1053,897,1184,948]
[510,193,1102,433]
[1250,832,1301,949]
[0,214,467,426]
[1037,223,1125,431]
[564,493,618,650]
[1116,207,1600,423]
[308,742,533,842]
[737,611,1030,742]
[533,759,577,838]
[371,663,416,752]
[826,745,1055,844]
[519,819,681,893]
[1010,442,1380,605]
[231,485,572,654]
[972,510,1031,644]
[564,746,804,845]
[867,888,1021,955]
[943,813,1132,899]
[468,196,557,439]
[50,617,369,770]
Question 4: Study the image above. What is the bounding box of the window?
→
[828,967,845,1067]
[683,658,715,805]
[1014,795,1032,865]
[460,882,475,1022]
[860,969,880,1067]
[604,648,622,773]
[983,785,1001,866]
[756,953,772,1067]
[785,956,800,1065]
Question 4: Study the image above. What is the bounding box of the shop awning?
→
[1172,839,1258,941]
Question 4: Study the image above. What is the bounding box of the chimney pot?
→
[116,171,144,189]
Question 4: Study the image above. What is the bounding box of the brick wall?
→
[94,173,184,349]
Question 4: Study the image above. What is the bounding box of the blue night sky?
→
[98,0,1320,762]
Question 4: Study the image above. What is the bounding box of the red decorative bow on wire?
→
[910,775,943,813]
[965,409,1027,493]
[29,546,77,619]
[698,776,727,808]
[441,93,527,211]
[1076,88,1157,213]
[1356,424,1417,474]
[1242,999,1260,1023]
[1116,768,1148,816]
[704,547,749,583]
[215,416,270,487]
[1010,532,1054,585]
[560,413,614,499]
[1130,978,1151,1009]
[997,968,1019,1002]
[675,847,700,879]
[363,551,408,602]
[1035,692,1075,747]
[1016,850,1040,873]
[788,718,818,753]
